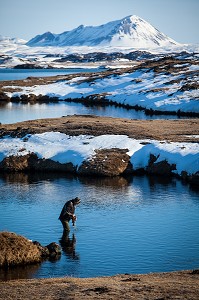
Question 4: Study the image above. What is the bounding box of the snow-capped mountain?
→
[27,15,179,48]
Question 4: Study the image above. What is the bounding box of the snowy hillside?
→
[27,15,179,48]
[4,57,198,115]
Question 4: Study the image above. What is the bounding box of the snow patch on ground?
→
[0,132,198,175]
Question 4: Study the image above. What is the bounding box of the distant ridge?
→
[0,35,26,45]
[27,15,179,48]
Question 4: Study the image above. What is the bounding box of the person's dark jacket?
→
[59,200,76,222]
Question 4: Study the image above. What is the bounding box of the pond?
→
[0,101,189,124]
[0,173,198,280]
[0,101,159,124]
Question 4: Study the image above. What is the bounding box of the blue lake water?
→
[0,68,101,81]
[0,173,198,280]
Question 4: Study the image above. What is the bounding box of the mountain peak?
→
[27,15,179,48]
[121,15,143,22]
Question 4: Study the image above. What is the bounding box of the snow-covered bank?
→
[0,132,198,177]
[3,56,198,115]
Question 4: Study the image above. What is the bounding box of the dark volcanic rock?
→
[14,63,43,69]
[146,154,176,176]
[0,92,10,102]
[188,172,199,187]
[28,154,76,173]
[181,171,199,188]
[0,153,76,173]
[46,242,62,258]
[78,148,131,176]
[33,241,61,259]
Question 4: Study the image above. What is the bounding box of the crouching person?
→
[59,197,81,232]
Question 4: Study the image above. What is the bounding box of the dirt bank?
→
[0,270,199,299]
[1,115,199,143]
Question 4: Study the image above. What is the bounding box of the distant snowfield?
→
[1,42,199,56]
[7,62,199,113]
[0,132,198,176]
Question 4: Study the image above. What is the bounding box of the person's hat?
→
[74,197,81,204]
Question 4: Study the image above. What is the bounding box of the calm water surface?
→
[0,173,198,280]
[0,68,100,81]
[0,102,153,124]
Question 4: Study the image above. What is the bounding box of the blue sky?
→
[0,0,198,44]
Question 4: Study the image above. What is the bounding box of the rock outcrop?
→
[0,149,132,176]
[146,154,176,176]
[0,153,76,173]
[33,241,61,260]
[181,171,199,187]
[78,148,132,176]
[0,92,10,102]
[0,231,61,268]
[0,150,198,188]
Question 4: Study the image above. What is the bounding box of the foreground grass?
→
[1,115,199,143]
[0,270,199,300]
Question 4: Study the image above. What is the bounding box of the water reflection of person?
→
[59,231,79,260]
